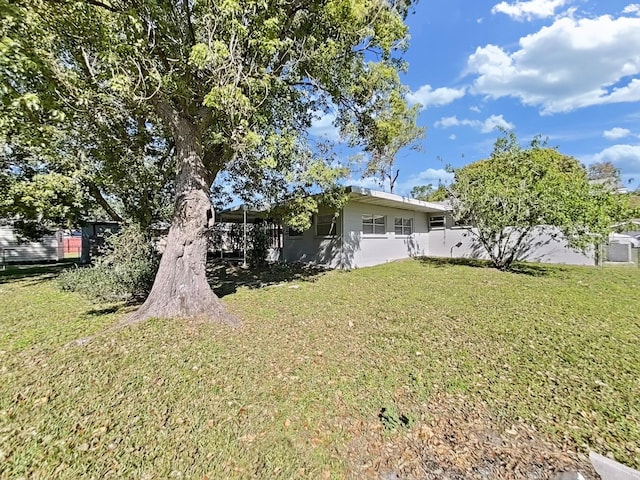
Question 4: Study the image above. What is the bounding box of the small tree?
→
[449,132,626,270]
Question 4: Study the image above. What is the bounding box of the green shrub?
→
[249,223,270,267]
[57,224,158,302]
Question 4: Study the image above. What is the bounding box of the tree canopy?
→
[587,161,623,193]
[1,0,419,322]
[410,183,447,202]
[449,132,627,270]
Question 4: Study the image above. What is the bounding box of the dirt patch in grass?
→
[346,392,596,479]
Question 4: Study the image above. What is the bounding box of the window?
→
[394,217,413,235]
[362,214,386,234]
[429,215,445,229]
[316,213,337,236]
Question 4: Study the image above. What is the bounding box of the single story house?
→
[281,186,596,268]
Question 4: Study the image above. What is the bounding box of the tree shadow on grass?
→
[208,261,329,297]
[83,305,127,316]
[0,262,78,285]
[416,256,560,277]
[417,256,492,269]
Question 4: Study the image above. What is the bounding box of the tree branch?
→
[86,181,124,222]
[44,0,122,13]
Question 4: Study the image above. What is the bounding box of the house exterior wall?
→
[282,200,597,269]
[282,201,430,268]
[282,206,344,268]
[342,201,429,268]
[0,225,63,264]
[607,242,632,263]
[427,214,595,266]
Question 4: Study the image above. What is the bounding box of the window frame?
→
[315,213,338,237]
[429,215,446,230]
[362,214,386,235]
[394,217,413,236]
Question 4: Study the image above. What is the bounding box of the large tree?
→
[449,132,626,271]
[1,0,418,323]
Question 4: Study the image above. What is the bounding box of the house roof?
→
[217,187,449,223]
[610,232,640,247]
[347,186,449,213]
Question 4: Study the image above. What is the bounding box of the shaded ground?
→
[0,262,78,284]
[208,261,328,297]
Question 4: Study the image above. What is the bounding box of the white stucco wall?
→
[282,205,596,269]
[427,215,595,266]
[342,201,429,268]
[281,206,344,268]
[282,201,432,268]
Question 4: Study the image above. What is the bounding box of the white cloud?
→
[467,13,640,114]
[449,134,457,140]
[623,4,640,15]
[603,128,632,140]
[469,105,482,113]
[395,168,455,196]
[435,116,461,129]
[434,114,514,133]
[347,176,387,191]
[407,84,466,108]
[309,112,340,142]
[491,0,570,21]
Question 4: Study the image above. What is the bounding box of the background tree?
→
[588,161,623,192]
[0,1,175,233]
[2,0,419,323]
[449,132,626,271]
[410,183,447,202]
[355,97,424,193]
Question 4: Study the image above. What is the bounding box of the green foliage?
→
[351,68,425,192]
[626,194,640,219]
[449,132,627,270]
[58,224,158,302]
[0,1,175,232]
[5,172,84,228]
[249,223,270,268]
[1,0,418,226]
[410,183,447,202]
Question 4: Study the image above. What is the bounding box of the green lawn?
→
[1,259,639,478]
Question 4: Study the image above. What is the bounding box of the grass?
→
[1,259,639,478]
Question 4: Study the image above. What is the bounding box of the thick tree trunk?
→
[125,115,239,326]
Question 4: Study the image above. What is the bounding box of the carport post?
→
[243,204,247,268]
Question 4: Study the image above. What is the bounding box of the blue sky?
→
[311,0,640,196]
